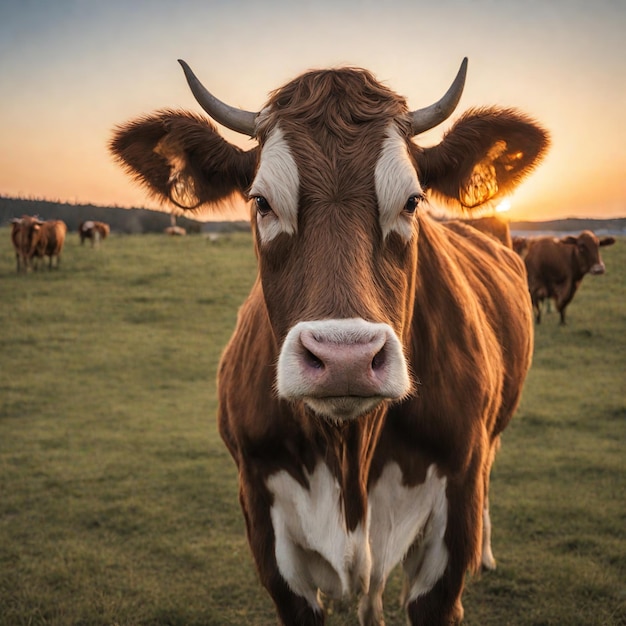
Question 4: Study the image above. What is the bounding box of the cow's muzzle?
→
[590,262,606,275]
[276,319,411,421]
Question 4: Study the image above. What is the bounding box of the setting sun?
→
[495,198,512,214]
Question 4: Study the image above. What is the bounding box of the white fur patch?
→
[267,463,372,609]
[249,126,299,243]
[367,463,448,604]
[374,125,421,241]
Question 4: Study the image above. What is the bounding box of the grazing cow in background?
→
[446,215,512,248]
[110,58,549,625]
[164,225,187,236]
[524,230,616,325]
[79,220,110,246]
[512,235,531,258]
[29,220,67,270]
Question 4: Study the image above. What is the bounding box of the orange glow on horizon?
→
[495,199,511,214]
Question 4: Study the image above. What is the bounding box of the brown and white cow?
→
[524,230,616,325]
[110,58,549,625]
[79,220,110,246]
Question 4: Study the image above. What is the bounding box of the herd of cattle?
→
[9,217,110,272]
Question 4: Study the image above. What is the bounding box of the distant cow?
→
[164,225,186,236]
[110,58,549,625]
[79,220,110,246]
[524,230,616,324]
[29,220,67,269]
[10,215,44,272]
[446,216,512,248]
[512,235,531,258]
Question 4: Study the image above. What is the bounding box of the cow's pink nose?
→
[276,318,411,411]
[590,262,605,275]
[298,328,389,397]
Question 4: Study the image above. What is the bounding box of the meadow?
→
[0,227,624,626]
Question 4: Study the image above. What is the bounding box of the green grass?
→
[1,228,624,625]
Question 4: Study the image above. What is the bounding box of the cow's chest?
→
[266,461,448,609]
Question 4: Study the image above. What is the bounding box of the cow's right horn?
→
[410,58,468,135]
[178,60,258,137]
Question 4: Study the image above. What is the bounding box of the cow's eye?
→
[404,194,423,215]
[253,196,273,217]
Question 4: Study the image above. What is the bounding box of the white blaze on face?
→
[249,125,300,243]
[375,124,422,241]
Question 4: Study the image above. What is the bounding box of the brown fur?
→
[30,220,67,269]
[524,230,615,324]
[110,65,549,625]
[512,235,530,258]
[445,215,513,248]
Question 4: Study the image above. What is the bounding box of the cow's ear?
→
[110,110,258,212]
[600,237,616,247]
[413,107,549,211]
[560,236,578,245]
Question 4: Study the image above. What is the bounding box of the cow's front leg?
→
[481,437,499,571]
[358,575,385,626]
[404,457,484,625]
[238,474,325,626]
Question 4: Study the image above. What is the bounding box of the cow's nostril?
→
[371,347,386,370]
[304,348,324,370]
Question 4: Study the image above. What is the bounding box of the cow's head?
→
[110,59,549,421]
[561,231,616,275]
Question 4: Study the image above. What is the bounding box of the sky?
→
[0,0,624,222]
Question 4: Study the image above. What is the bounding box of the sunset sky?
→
[0,0,624,222]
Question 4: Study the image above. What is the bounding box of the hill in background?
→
[0,196,248,234]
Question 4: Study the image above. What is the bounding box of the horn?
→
[178,59,258,137]
[410,58,468,135]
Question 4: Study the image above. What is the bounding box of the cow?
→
[10,215,44,272]
[79,220,110,246]
[110,58,549,625]
[524,230,616,325]
[512,235,531,258]
[28,219,67,270]
[164,225,187,236]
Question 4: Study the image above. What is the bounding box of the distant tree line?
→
[0,196,250,234]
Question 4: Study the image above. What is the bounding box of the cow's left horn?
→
[178,59,258,137]
[410,58,468,135]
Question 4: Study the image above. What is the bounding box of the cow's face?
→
[563,231,616,275]
[109,61,549,422]
[248,71,418,420]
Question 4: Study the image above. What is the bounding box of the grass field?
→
[1,227,624,626]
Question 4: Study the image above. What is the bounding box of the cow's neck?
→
[313,408,385,531]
